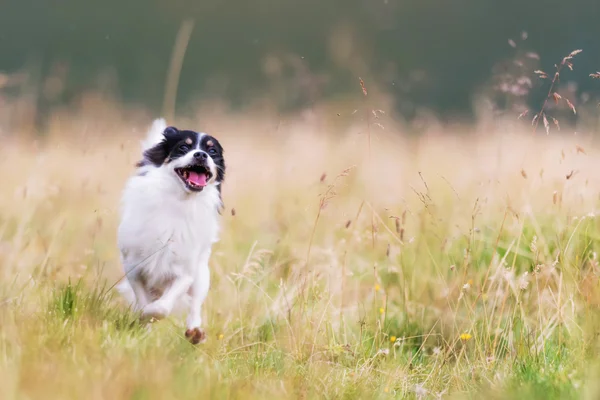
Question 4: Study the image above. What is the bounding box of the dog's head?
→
[139,126,225,193]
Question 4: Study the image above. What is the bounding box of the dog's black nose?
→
[193,151,208,160]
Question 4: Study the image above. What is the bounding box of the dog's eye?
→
[208,148,217,155]
[180,144,190,152]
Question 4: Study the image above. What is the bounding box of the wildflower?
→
[552,252,560,267]
[414,383,428,398]
[377,348,390,356]
[375,284,381,292]
[518,272,529,290]
[460,333,472,341]
[390,336,397,343]
[379,307,385,314]
[384,387,390,393]
[218,334,224,340]
[530,235,538,253]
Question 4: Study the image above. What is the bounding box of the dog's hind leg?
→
[141,272,193,322]
[128,276,152,311]
[120,251,153,311]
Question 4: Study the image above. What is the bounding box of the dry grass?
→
[1,103,600,400]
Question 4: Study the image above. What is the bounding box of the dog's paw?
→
[185,327,207,345]
[141,302,169,321]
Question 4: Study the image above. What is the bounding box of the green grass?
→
[2,113,600,399]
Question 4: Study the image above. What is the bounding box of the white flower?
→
[377,348,390,356]
[414,383,428,399]
[518,272,530,290]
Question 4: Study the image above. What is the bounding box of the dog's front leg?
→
[141,273,193,321]
[185,250,211,344]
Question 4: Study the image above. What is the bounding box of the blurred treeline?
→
[1,0,600,126]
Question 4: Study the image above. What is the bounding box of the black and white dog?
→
[116,118,225,344]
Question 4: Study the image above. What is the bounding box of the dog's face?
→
[141,126,225,193]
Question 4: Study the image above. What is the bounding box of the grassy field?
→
[2,107,600,400]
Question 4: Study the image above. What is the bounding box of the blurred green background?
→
[1,0,599,123]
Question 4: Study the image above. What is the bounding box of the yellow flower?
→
[218,334,224,340]
[384,387,390,393]
[390,336,397,343]
[379,308,385,314]
[375,284,381,292]
[460,333,472,341]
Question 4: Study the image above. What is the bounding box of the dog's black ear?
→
[142,142,169,166]
[140,126,182,166]
[163,126,179,140]
[136,126,182,167]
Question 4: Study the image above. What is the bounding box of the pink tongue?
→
[188,171,207,186]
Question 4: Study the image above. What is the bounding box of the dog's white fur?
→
[116,118,222,339]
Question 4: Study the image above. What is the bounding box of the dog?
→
[116,118,225,344]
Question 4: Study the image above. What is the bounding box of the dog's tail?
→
[141,118,168,152]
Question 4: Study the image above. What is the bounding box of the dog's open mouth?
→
[175,165,212,191]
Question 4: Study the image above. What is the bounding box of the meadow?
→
[1,99,600,399]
